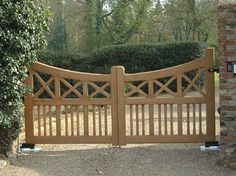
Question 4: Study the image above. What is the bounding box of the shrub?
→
[39,42,207,74]
[0,0,49,156]
[87,42,207,73]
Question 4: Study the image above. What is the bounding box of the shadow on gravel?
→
[12,144,235,176]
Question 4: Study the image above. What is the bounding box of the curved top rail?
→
[125,57,206,81]
[30,62,111,81]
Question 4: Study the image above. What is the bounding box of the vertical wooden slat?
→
[49,105,52,136]
[130,105,133,135]
[104,105,108,135]
[65,105,68,136]
[71,106,74,136]
[43,105,47,136]
[177,75,183,135]
[76,105,80,136]
[158,104,162,135]
[193,104,196,135]
[83,81,89,136]
[142,104,145,135]
[164,104,167,135]
[37,105,41,136]
[55,77,61,136]
[205,48,215,140]
[136,105,139,135]
[93,105,96,136]
[99,105,102,136]
[199,104,202,134]
[170,104,173,135]
[148,81,154,135]
[187,104,190,135]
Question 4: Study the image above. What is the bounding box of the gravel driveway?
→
[2,89,235,176]
[1,144,236,176]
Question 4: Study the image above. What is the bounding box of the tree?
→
[0,0,49,156]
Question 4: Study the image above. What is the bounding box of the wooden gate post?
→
[111,66,126,146]
[24,71,34,143]
[205,48,216,141]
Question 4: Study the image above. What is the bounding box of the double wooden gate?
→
[24,48,215,145]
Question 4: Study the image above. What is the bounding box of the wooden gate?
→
[24,48,215,145]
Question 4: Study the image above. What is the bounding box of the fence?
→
[24,48,215,145]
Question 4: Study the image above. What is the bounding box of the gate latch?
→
[208,66,219,73]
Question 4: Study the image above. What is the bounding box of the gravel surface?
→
[2,89,233,176]
[1,144,236,176]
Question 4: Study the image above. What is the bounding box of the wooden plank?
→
[104,105,108,135]
[126,134,210,143]
[93,105,96,136]
[65,106,68,136]
[142,105,145,135]
[111,67,119,145]
[187,104,190,135]
[43,105,47,136]
[125,58,206,82]
[99,105,102,136]
[37,105,41,136]
[76,106,80,136]
[164,104,167,135]
[33,136,112,144]
[31,62,111,82]
[55,77,61,136]
[177,75,183,135]
[205,48,216,141]
[170,104,173,135]
[24,71,34,143]
[49,105,52,136]
[125,97,206,105]
[136,105,139,135]
[83,81,89,136]
[199,104,202,134]
[148,81,154,135]
[116,66,126,145]
[130,105,133,135]
[71,106,74,136]
[193,104,196,135]
[158,104,162,135]
[33,99,112,106]
[83,105,89,136]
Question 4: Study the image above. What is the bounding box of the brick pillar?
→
[219,3,236,154]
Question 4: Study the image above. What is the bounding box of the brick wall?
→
[219,4,236,154]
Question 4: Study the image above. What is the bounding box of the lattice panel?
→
[88,81,111,98]
[182,69,206,97]
[60,78,83,98]
[33,72,55,99]
[32,72,111,99]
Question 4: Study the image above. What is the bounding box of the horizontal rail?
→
[32,136,112,144]
[125,97,206,105]
[125,57,206,81]
[126,134,212,143]
[32,98,112,106]
[31,62,111,81]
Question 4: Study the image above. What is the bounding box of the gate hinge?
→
[208,66,219,73]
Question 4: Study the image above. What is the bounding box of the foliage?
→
[39,41,206,73]
[0,0,49,146]
[87,41,207,73]
[44,0,218,54]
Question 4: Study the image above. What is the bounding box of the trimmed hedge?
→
[39,42,207,74]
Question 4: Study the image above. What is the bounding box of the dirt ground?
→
[1,89,236,176]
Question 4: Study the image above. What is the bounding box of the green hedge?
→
[39,42,207,74]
